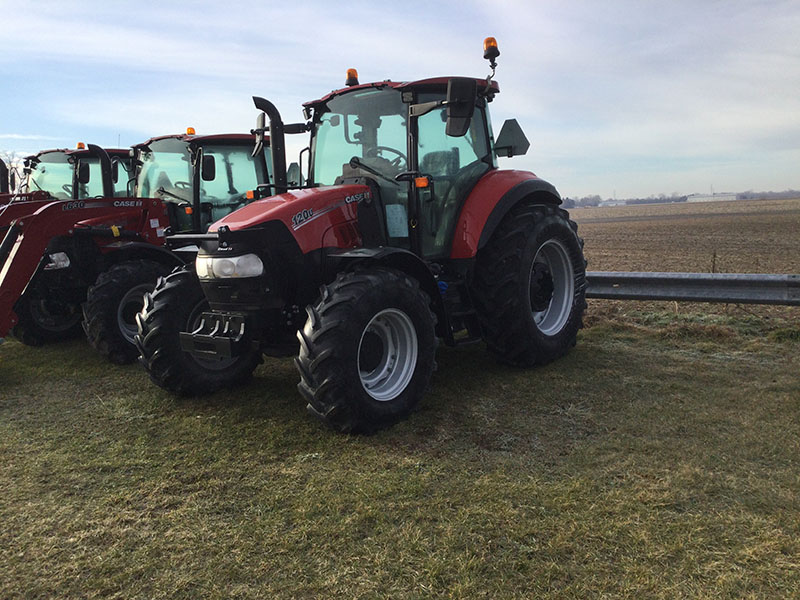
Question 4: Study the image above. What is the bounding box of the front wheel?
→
[472,203,587,366]
[135,266,261,395]
[82,260,171,364]
[12,279,83,346]
[295,267,436,433]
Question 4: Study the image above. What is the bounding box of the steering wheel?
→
[375,146,407,168]
[174,181,191,190]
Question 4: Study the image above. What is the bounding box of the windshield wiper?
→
[156,186,190,205]
[348,157,399,186]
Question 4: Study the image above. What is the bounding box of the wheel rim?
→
[186,300,238,371]
[30,297,81,332]
[528,239,574,336]
[117,283,154,344]
[357,308,418,401]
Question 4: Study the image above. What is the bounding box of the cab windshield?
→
[311,87,408,186]
[135,138,192,203]
[25,152,74,199]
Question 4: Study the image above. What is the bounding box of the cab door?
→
[414,97,493,259]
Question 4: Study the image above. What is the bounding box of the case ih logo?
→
[61,201,85,211]
[344,191,370,204]
[113,200,143,208]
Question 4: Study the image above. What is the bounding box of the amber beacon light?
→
[483,37,499,61]
[345,68,359,87]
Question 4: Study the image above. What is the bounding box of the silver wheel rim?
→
[357,308,418,401]
[529,239,574,336]
[117,283,154,344]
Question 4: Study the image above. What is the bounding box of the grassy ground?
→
[2,198,799,598]
[1,303,798,598]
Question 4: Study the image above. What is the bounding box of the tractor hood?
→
[209,184,370,254]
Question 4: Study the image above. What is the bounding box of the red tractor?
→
[136,39,587,432]
[1,144,132,234]
[0,132,271,363]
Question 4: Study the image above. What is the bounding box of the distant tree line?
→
[562,189,799,208]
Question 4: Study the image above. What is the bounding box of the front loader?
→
[0,132,271,361]
[136,39,587,432]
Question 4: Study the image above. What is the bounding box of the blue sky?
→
[1,0,798,199]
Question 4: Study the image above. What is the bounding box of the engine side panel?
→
[209,185,369,254]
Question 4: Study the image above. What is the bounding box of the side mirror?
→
[287,162,303,186]
[446,77,477,137]
[201,155,216,181]
[78,162,91,184]
[494,119,530,157]
[253,111,266,157]
[111,160,119,184]
[10,170,16,193]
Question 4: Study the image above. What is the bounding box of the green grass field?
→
[1,199,799,598]
[1,306,798,598]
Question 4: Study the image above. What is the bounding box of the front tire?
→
[12,279,83,346]
[295,267,436,433]
[82,260,171,364]
[135,266,261,395]
[472,202,587,366]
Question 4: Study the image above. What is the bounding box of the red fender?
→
[449,169,561,259]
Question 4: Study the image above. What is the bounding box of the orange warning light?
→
[186,127,196,135]
[346,68,359,87]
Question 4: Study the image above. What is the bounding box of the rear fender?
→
[449,170,561,259]
[99,241,186,269]
[326,247,448,339]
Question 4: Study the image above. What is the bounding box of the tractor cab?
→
[133,132,271,234]
[19,145,132,200]
[304,77,498,259]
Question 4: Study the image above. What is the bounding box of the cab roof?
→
[135,132,263,149]
[303,77,499,109]
[28,147,131,161]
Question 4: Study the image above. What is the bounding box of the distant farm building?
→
[687,193,737,203]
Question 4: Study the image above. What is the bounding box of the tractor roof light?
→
[76,142,86,149]
[346,68,359,87]
[483,36,500,87]
[186,127,196,135]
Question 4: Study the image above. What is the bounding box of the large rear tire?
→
[472,203,587,366]
[12,280,83,346]
[83,260,171,364]
[296,267,436,434]
[135,266,261,395]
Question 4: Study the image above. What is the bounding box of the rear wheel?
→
[135,266,261,395]
[296,267,436,433]
[472,202,587,366]
[82,260,171,364]
[12,280,83,346]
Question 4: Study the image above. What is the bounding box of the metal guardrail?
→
[586,271,800,306]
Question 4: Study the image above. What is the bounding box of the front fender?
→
[449,170,560,259]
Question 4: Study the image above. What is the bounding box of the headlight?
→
[196,253,264,279]
[43,252,71,270]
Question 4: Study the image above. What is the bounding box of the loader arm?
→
[0,198,167,339]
